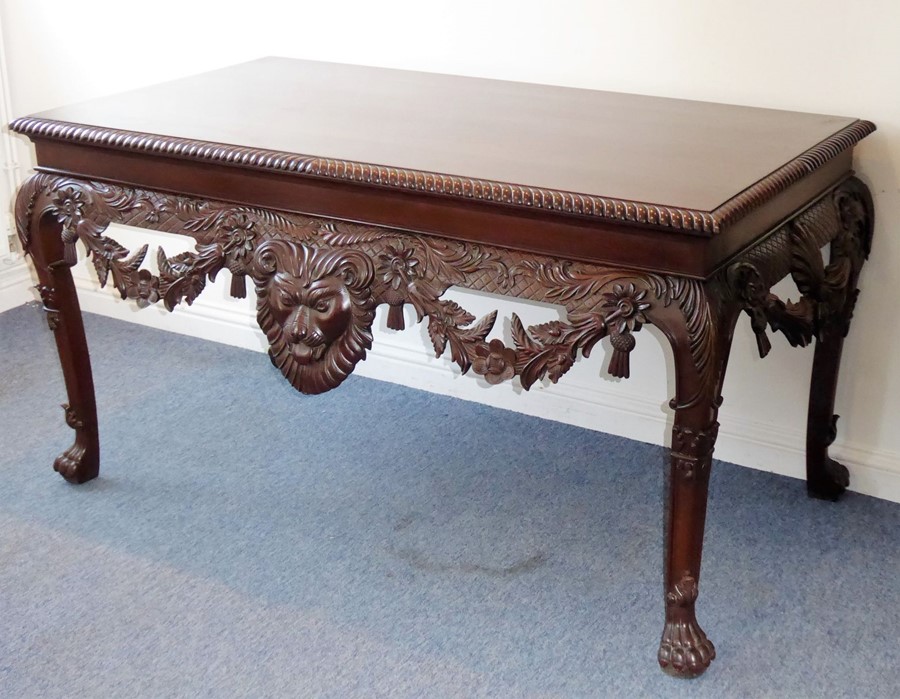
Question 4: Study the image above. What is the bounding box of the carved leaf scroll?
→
[22,173,718,397]
[156,243,226,311]
[513,313,607,389]
[729,185,872,356]
[18,175,316,312]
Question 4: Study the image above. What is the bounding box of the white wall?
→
[2,0,898,501]
[0,7,30,309]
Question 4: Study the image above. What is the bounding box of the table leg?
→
[806,328,851,500]
[16,176,100,483]
[658,411,719,677]
[805,178,874,501]
[650,292,738,677]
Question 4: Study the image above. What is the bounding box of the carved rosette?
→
[16,173,717,396]
[376,244,419,330]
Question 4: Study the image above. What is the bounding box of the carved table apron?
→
[10,58,876,678]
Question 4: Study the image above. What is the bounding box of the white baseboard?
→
[66,274,900,504]
[353,333,900,504]
[0,257,36,313]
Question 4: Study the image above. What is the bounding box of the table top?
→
[11,57,874,237]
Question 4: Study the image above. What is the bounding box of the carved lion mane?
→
[251,239,375,394]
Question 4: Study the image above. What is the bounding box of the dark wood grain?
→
[10,58,877,679]
[12,57,872,236]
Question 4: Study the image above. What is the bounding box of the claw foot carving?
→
[53,441,99,484]
[658,618,716,678]
[807,455,850,501]
[52,404,99,483]
[658,573,715,677]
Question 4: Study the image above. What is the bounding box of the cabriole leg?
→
[650,293,738,678]
[724,178,874,500]
[805,178,874,501]
[16,177,100,483]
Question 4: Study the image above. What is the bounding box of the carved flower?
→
[473,339,517,385]
[133,269,160,308]
[131,194,162,224]
[140,204,161,224]
[52,187,86,230]
[148,199,174,224]
[221,213,256,261]
[600,283,650,332]
[377,245,419,289]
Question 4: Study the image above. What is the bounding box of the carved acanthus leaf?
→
[91,181,167,224]
[514,313,607,389]
[173,199,303,236]
[16,175,276,311]
[109,245,149,299]
[764,296,815,348]
[510,314,539,352]
[320,221,397,247]
[156,243,227,311]
[653,278,714,374]
[447,311,498,374]
[14,175,42,250]
[507,260,621,304]
[790,221,827,298]
[88,234,130,288]
[420,297,497,374]
[414,237,505,288]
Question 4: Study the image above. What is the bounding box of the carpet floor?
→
[0,303,897,698]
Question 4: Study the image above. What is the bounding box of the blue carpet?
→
[0,303,897,698]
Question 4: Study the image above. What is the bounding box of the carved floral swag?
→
[17,174,867,399]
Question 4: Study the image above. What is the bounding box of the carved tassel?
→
[62,240,78,267]
[230,271,247,299]
[754,330,771,359]
[749,309,771,358]
[608,332,636,379]
[386,302,406,331]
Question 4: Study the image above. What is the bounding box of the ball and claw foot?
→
[658,619,716,678]
[53,443,99,484]
[807,456,850,501]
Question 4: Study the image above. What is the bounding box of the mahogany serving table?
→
[11,58,876,677]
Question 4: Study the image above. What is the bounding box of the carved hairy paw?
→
[808,456,850,501]
[53,442,99,484]
[658,618,716,678]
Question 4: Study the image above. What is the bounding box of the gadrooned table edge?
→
[9,116,875,236]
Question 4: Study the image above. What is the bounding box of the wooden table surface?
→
[16,58,869,236]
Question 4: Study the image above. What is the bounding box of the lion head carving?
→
[251,239,375,394]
